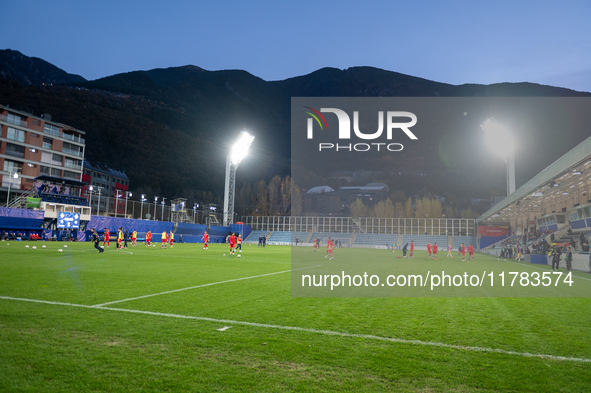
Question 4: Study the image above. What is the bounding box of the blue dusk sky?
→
[2,0,590,92]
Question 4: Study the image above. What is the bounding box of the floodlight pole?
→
[140,194,145,220]
[481,118,515,196]
[97,187,102,216]
[223,158,237,227]
[505,152,516,196]
[223,131,254,227]
[161,198,167,221]
[6,172,18,207]
[88,186,93,216]
[154,197,158,221]
[125,192,132,218]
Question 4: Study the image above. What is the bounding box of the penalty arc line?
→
[0,295,589,364]
[92,265,322,307]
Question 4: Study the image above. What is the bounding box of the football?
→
[32,246,37,249]
[223,254,226,256]
[25,245,29,248]
[42,245,46,248]
[64,245,68,248]
[58,249,63,252]
[237,254,241,258]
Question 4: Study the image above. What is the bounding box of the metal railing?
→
[0,114,28,127]
[43,127,85,144]
[240,216,477,236]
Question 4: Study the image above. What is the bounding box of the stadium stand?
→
[311,232,353,246]
[244,230,269,243]
[401,235,449,249]
[353,233,397,247]
[291,232,310,243]
[452,236,477,248]
[267,231,292,244]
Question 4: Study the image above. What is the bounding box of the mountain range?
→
[1,49,590,208]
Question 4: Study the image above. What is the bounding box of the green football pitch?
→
[1,241,590,392]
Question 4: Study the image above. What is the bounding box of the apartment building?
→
[82,161,129,213]
[0,104,85,196]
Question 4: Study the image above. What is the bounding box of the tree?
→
[395,201,404,217]
[444,205,458,218]
[460,208,479,219]
[415,197,443,218]
[253,180,269,216]
[268,175,282,215]
[350,198,370,218]
[404,197,414,218]
[372,198,395,218]
[291,180,302,216]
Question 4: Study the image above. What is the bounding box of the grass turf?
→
[0,241,590,392]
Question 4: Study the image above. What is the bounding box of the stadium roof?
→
[84,161,129,181]
[307,186,334,194]
[478,135,591,224]
[34,175,86,187]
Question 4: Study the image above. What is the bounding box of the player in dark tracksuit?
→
[565,247,573,272]
[91,229,103,253]
[551,246,561,270]
[402,243,408,258]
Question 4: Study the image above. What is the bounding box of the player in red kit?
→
[461,243,466,261]
[432,242,438,260]
[427,242,432,259]
[325,238,334,260]
[468,244,474,260]
[202,231,209,249]
[410,241,414,258]
[229,233,237,255]
[103,228,110,247]
[145,231,152,246]
[313,238,318,252]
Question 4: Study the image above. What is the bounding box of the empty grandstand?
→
[401,235,449,250]
[244,230,269,244]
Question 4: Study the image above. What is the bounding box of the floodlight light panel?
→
[481,118,514,157]
[230,131,254,166]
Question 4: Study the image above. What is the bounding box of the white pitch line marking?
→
[217,326,232,332]
[91,265,322,307]
[0,295,589,364]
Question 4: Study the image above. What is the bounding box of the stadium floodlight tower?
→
[481,117,515,196]
[223,130,254,226]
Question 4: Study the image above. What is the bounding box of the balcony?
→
[64,162,82,170]
[62,147,84,157]
[62,132,85,144]
[0,114,28,127]
[44,127,85,144]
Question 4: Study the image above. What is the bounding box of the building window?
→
[40,166,51,176]
[44,124,60,136]
[65,158,81,170]
[7,127,25,142]
[62,142,82,157]
[5,143,25,158]
[50,168,61,177]
[3,160,22,174]
[7,113,23,125]
[41,151,52,164]
[63,171,80,180]
[52,154,63,166]
[42,137,52,149]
